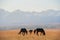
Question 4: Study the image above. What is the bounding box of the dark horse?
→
[18,28,28,36]
[29,30,33,34]
[34,28,45,36]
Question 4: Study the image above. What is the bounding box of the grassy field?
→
[0,29,60,40]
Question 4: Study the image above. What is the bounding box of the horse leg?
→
[40,32,43,36]
[43,32,45,35]
[22,32,25,36]
[37,32,39,36]
[34,30,36,34]
[25,31,27,36]
[41,31,45,36]
[34,31,35,34]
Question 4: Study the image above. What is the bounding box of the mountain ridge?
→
[0,9,60,26]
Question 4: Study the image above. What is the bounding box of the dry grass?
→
[0,29,60,40]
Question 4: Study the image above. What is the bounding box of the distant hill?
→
[0,9,60,25]
[0,9,60,30]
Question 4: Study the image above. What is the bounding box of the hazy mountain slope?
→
[0,9,60,30]
[0,9,60,25]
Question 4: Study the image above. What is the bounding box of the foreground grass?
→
[0,29,60,40]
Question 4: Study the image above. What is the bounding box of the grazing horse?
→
[34,28,45,36]
[18,28,28,36]
[29,30,33,34]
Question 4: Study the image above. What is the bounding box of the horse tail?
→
[26,31,28,35]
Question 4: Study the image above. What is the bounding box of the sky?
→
[0,0,60,12]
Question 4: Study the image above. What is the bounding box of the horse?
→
[29,30,33,34]
[18,28,28,36]
[34,28,45,36]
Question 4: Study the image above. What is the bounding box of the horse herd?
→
[18,28,46,36]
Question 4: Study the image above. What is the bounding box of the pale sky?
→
[0,0,60,12]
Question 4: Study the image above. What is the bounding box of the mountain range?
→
[0,9,60,25]
[0,9,60,30]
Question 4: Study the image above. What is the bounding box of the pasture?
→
[0,29,60,40]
